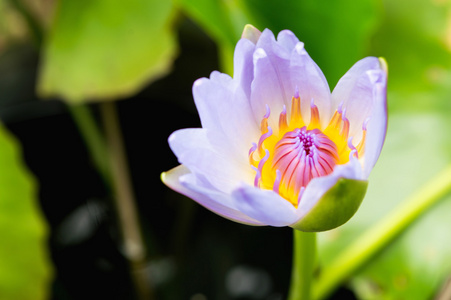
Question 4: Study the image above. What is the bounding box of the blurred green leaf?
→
[177,0,250,75]
[0,124,52,299]
[177,0,241,46]
[371,0,451,102]
[38,0,177,102]
[353,193,451,300]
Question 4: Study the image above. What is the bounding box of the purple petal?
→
[363,69,387,178]
[276,30,300,52]
[249,29,332,131]
[162,165,263,226]
[256,29,291,60]
[232,184,299,226]
[168,128,254,193]
[251,29,296,129]
[209,70,232,84]
[293,156,363,223]
[250,47,293,131]
[233,38,256,101]
[193,74,259,158]
[289,42,332,127]
[331,57,384,137]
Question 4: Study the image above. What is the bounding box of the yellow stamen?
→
[279,106,288,133]
[308,101,320,130]
[290,95,304,128]
[356,130,367,156]
[340,117,349,141]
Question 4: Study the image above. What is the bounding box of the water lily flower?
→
[162,25,387,232]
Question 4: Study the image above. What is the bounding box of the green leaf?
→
[38,0,177,103]
[352,194,451,300]
[176,0,242,46]
[0,124,52,299]
[370,0,451,101]
[176,0,251,75]
[293,179,367,232]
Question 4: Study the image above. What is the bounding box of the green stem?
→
[68,104,112,188]
[313,165,451,300]
[100,102,152,300]
[288,230,317,300]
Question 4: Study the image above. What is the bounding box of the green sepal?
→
[292,178,368,232]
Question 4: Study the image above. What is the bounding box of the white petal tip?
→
[168,133,176,143]
[295,42,306,55]
[253,48,267,62]
[278,29,296,38]
[193,78,206,88]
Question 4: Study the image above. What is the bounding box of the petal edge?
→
[162,165,264,226]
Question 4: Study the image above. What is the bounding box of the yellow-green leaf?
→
[0,123,52,300]
[38,0,177,103]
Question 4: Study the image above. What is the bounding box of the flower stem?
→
[68,104,112,188]
[313,165,451,300]
[288,230,317,300]
[100,102,152,300]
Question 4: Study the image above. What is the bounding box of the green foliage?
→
[176,0,250,75]
[38,0,177,103]
[176,0,241,47]
[371,0,451,99]
[0,124,52,300]
[354,194,451,300]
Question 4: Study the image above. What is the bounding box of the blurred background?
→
[2,0,451,299]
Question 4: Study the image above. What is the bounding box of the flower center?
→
[249,89,367,207]
[271,127,338,203]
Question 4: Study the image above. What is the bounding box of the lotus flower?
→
[162,25,387,232]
